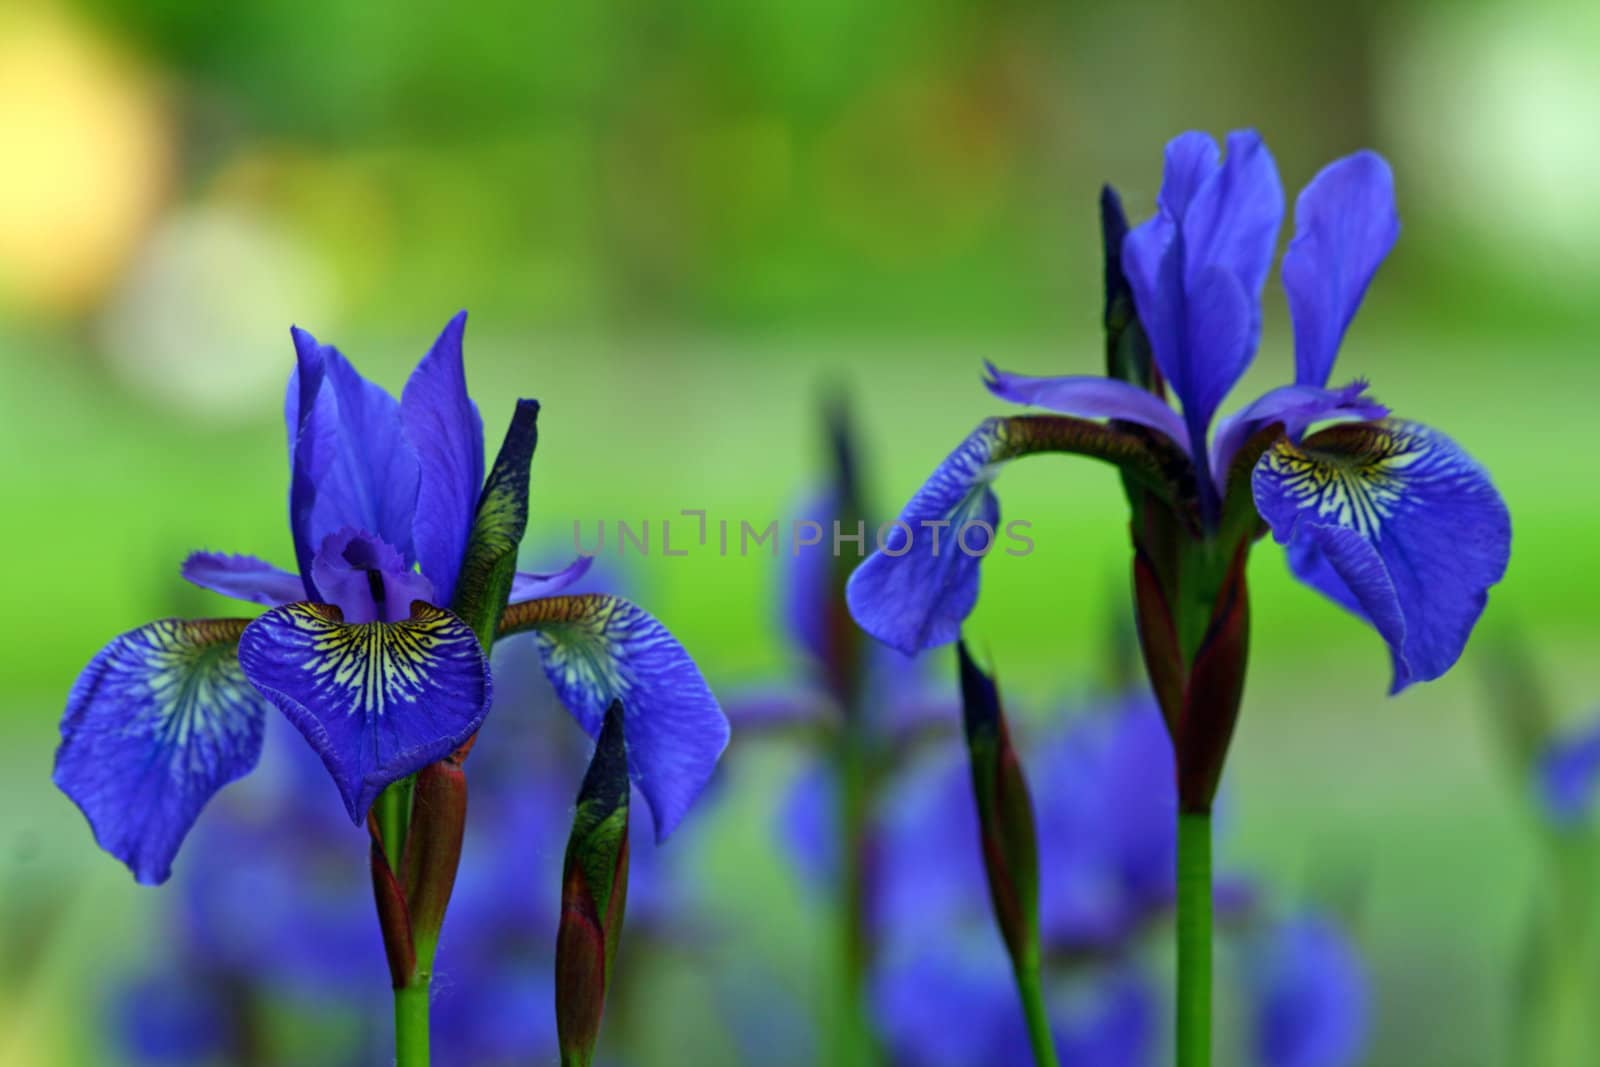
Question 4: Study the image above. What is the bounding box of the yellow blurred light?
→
[0,8,174,314]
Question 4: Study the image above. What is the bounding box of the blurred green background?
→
[3,0,1599,1064]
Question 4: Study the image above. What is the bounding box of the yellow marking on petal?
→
[1262,425,1423,539]
[279,602,472,719]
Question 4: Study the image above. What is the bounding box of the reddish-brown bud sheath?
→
[555,701,631,1067]
[1175,541,1250,813]
[367,813,416,989]
[402,759,468,971]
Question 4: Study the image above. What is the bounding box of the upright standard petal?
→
[53,618,269,884]
[1282,151,1400,388]
[1124,130,1283,441]
[237,602,492,822]
[181,552,305,608]
[983,364,1189,451]
[498,594,729,841]
[1157,131,1222,218]
[1179,130,1283,340]
[846,420,1006,655]
[1253,420,1510,692]
[287,326,332,592]
[402,311,485,607]
[287,326,422,584]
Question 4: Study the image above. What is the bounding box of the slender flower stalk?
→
[844,131,1510,1064]
[1176,813,1212,1067]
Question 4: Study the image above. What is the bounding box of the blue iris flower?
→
[847,131,1510,694]
[55,312,728,884]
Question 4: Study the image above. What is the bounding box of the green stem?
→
[394,982,430,1067]
[1014,961,1062,1067]
[1177,812,1212,1067]
[376,776,414,869]
[830,723,879,1067]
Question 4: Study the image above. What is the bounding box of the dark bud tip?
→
[1100,181,1156,392]
[955,640,1040,967]
[957,639,1002,742]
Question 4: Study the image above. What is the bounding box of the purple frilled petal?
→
[1537,716,1600,827]
[1124,130,1283,444]
[1210,381,1390,484]
[287,326,421,595]
[510,595,729,840]
[310,527,435,625]
[846,420,1006,655]
[1282,152,1400,388]
[401,311,485,607]
[180,551,305,607]
[1250,916,1370,1067]
[983,363,1189,452]
[1253,420,1510,693]
[237,602,491,822]
[510,555,595,602]
[53,619,268,885]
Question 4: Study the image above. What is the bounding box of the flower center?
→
[311,528,435,624]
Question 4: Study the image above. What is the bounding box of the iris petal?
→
[1282,151,1400,388]
[498,594,729,841]
[846,420,1006,655]
[1123,130,1283,441]
[982,364,1188,451]
[286,326,421,588]
[509,556,595,602]
[1253,420,1510,692]
[237,601,491,822]
[402,311,485,606]
[53,618,269,884]
[286,327,331,591]
[1180,130,1283,345]
[181,552,304,607]
[1158,131,1222,217]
